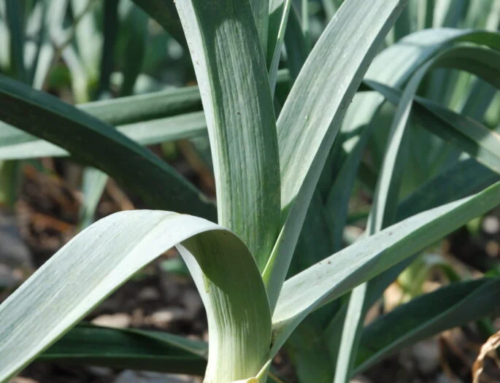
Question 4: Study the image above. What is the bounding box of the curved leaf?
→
[0,112,207,160]
[268,0,292,96]
[349,29,500,173]
[335,43,500,382]
[271,181,500,355]
[0,70,292,160]
[81,85,202,126]
[0,211,271,382]
[40,324,207,375]
[0,75,216,220]
[324,157,500,363]
[364,81,500,177]
[370,45,500,233]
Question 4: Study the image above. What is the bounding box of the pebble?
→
[0,212,31,268]
[483,216,500,235]
[115,371,196,383]
[139,287,161,301]
[92,313,131,328]
[148,308,186,327]
[350,376,372,383]
[412,340,440,374]
[9,378,38,383]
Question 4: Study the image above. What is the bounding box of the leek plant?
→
[1,0,500,382]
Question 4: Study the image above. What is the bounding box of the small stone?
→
[115,371,196,383]
[148,308,186,328]
[349,376,372,383]
[139,287,160,301]
[412,340,440,374]
[483,216,500,234]
[436,373,455,383]
[92,313,131,328]
[486,241,500,257]
[0,264,18,288]
[0,212,31,268]
[88,367,113,377]
[9,378,38,383]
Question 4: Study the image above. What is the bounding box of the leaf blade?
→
[271,181,500,355]
[0,211,271,382]
[0,75,216,220]
[39,324,208,375]
[175,0,281,270]
[264,0,408,311]
[355,278,500,373]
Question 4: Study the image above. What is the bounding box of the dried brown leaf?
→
[473,331,500,383]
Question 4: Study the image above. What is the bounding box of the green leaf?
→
[263,0,408,311]
[333,283,367,383]
[464,0,498,29]
[0,76,216,220]
[6,0,27,83]
[95,0,119,99]
[325,95,376,252]
[335,42,500,383]
[68,0,100,103]
[397,158,500,222]
[267,0,292,96]
[365,81,500,176]
[392,0,415,42]
[0,111,207,160]
[423,0,435,28]
[77,167,108,230]
[175,0,281,270]
[288,191,331,278]
[355,278,500,373]
[120,5,149,97]
[271,181,500,355]
[251,0,269,54]
[357,29,500,166]
[300,0,310,49]
[0,211,271,382]
[283,5,308,81]
[419,99,500,174]
[81,85,203,126]
[31,0,68,90]
[25,0,48,87]
[439,0,469,28]
[286,318,334,383]
[40,324,207,375]
[279,0,407,210]
[0,69,291,157]
[131,0,186,46]
[325,157,498,366]
[460,78,496,121]
[368,43,500,230]
[0,160,21,208]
